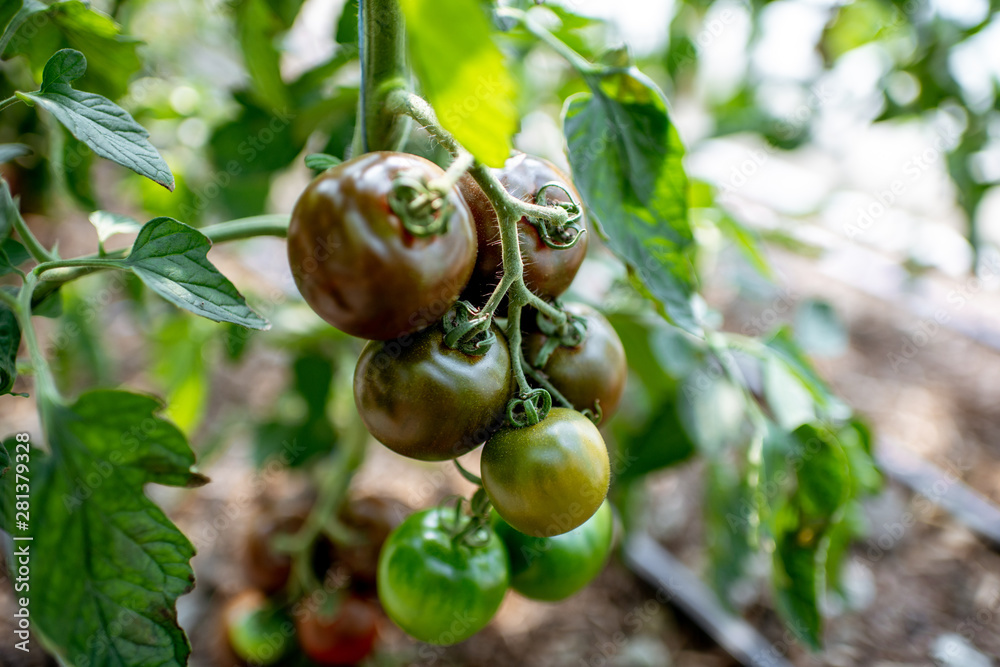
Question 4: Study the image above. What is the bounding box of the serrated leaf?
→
[400,0,517,166]
[2,1,141,100]
[117,217,268,329]
[0,143,31,164]
[304,153,342,170]
[0,238,29,276]
[563,69,697,332]
[89,210,141,244]
[763,353,816,431]
[0,390,205,666]
[0,304,19,395]
[22,50,174,191]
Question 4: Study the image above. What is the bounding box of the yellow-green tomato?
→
[481,408,610,537]
[492,500,614,601]
[377,507,509,645]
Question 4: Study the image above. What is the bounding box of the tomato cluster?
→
[286,150,628,644]
[219,497,398,665]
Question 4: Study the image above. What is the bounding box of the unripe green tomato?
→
[222,591,292,666]
[492,500,614,601]
[377,507,509,645]
[481,408,610,537]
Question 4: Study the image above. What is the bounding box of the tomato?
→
[295,596,379,665]
[335,495,404,589]
[354,324,512,460]
[377,507,509,645]
[287,151,477,340]
[523,303,627,424]
[492,500,614,601]
[222,590,293,666]
[243,511,302,594]
[481,408,610,537]
[458,153,588,306]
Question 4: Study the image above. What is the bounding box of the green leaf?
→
[791,423,850,520]
[763,353,816,432]
[766,327,849,420]
[400,0,517,166]
[236,0,290,110]
[677,363,749,455]
[0,238,29,276]
[0,438,8,479]
[563,69,697,332]
[22,50,175,191]
[705,460,752,607]
[0,303,20,395]
[837,419,882,496]
[0,390,207,666]
[2,1,141,100]
[615,392,696,481]
[772,512,825,650]
[716,214,773,279]
[39,45,87,88]
[0,143,31,164]
[119,217,268,329]
[336,0,359,44]
[0,0,23,40]
[304,153,343,170]
[794,299,847,358]
[89,210,142,244]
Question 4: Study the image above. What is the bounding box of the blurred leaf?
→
[717,214,773,279]
[118,218,268,329]
[0,143,31,164]
[792,423,850,520]
[223,322,254,362]
[89,210,141,244]
[293,352,334,417]
[235,0,290,110]
[2,0,141,100]
[336,0,359,44]
[824,501,867,595]
[794,299,847,357]
[564,68,697,333]
[153,316,212,434]
[838,419,882,496]
[0,0,21,38]
[401,0,517,166]
[21,50,174,191]
[766,327,845,417]
[821,0,903,63]
[0,390,204,667]
[1,178,22,240]
[0,303,20,395]
[615,392,696,481]
[772,510,824,650]
[705,460,752,607]
[61,131,97,210]
[0,238,29,276]
[677,362,749,455]
[763,353,816,432]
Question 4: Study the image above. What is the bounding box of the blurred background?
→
[2,0,1000,665]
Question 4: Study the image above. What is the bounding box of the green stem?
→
[505,300,531,394]
[12,207,56,263]
[523,363,574,409]
[33,258,121,276]
[0,96,20,113]
[360,0,410,151]
[30,214,291,301]
[495,7,602,77]
[0,288,17,310]
[202,214,290,243]
[16,273,60,402]
[428,152,474,195]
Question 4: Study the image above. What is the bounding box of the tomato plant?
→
[0,0,893,663]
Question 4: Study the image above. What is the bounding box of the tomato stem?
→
[358,0,411,152]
